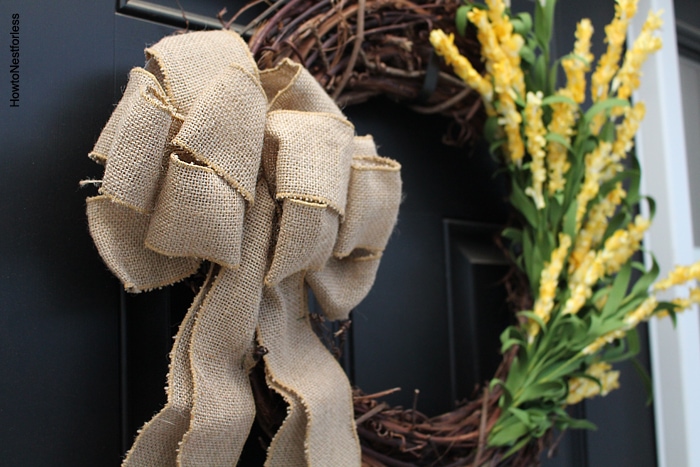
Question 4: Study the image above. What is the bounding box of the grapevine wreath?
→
[85,0,700,465]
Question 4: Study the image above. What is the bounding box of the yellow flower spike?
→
[613,10,663,101]
[657,288,700,318]
[562,19,595,104]
[612,102,646,159]
[570,183,627,271]
[497,90,526,164]
[524,91,548,209]
[654,260,700,291]
[430,30,494,102]
[582,329,626,355]
[563,251,604,315]
[528,234,572,339]
[591,0,639,104]
[547,20,593,171]
[624,295,658,328]
[575,142,613,228]
[601,215,650,275]
[468,7,525,96]
[567,362,620,404]
[468,8,505,77]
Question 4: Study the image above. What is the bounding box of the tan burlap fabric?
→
[86,30,401,466]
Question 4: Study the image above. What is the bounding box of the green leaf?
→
[510,178,539,228]
[545,132,572,151]
[564,417,598,431]
[601,262,633,317]
[518,381,567,403]
[484,115,500,143]
[519,311,548,333]
[631,357,654,405]
[520,44,536,66]
[628,256,659,299]
[513,12,533,36]
[501,435,533,459]
[600,120,616,143]
[502,227,523,244]
[488,415,530,447]
[547,193,565,227]
[541,94,577,107]
[643,195,657,220]
[533,54,547,92]
[602,211,630,244]
[605,328,641,363]
[489,139,507,156]
[534,0,557,52]
[582,98,630,127]
[562,199,578,240]
[455,5,471,37]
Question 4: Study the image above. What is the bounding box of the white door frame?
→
[632,1,700,466]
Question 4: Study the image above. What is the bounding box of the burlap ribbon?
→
[85,30,401,466]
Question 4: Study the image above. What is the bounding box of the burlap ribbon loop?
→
[86,31,402,466]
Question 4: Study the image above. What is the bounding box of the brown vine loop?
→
[225,0,487,147]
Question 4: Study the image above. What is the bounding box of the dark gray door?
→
[0,1,656,466]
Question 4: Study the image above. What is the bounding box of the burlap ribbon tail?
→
[85,30,401,466]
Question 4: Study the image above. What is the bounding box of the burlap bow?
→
[85,30,401,466]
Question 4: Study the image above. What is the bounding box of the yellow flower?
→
[528,234,572,339]
[612,10,663,100]
[430,30,494,101]
[591,0,639,103]
[524,91,547,209]
[612,102,646,159]
[469,7,525,95]
[570,183,627,271]
[563,250,605,315]
[564,215,648,316]
[546,92,576,194]
[654,260,700,291]
[624,295,658,328]
[575,142,613,228]
[497,87,525,164]
[567,362,620,404]
[582,329,626,355]
[562,19,595,104]
[657,288,700,318]
[600,215,650,275]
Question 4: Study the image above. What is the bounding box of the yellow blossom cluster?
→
[546,20,594,194]
[429,30,494,101]
[613,10,663,101]
[625,295,659,328]
[583,329,626,355]
[528,234,572,339]
[566,362,620,404]
[602,102,647,180]
[570,183,626,271]
[669,288,700,314]
[600,215,650,275]
[575,142,613,228]
[564,215,649,316]
[591,0,638,104]
[654,261,700,291]
[430,0,525,165]
[524,91,547,209]
[562,19,595,104]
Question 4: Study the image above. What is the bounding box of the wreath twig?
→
[222,0,486,146]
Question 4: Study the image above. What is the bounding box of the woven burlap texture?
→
[86,30,401,466]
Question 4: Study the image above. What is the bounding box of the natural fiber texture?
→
[85,30,401,466]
